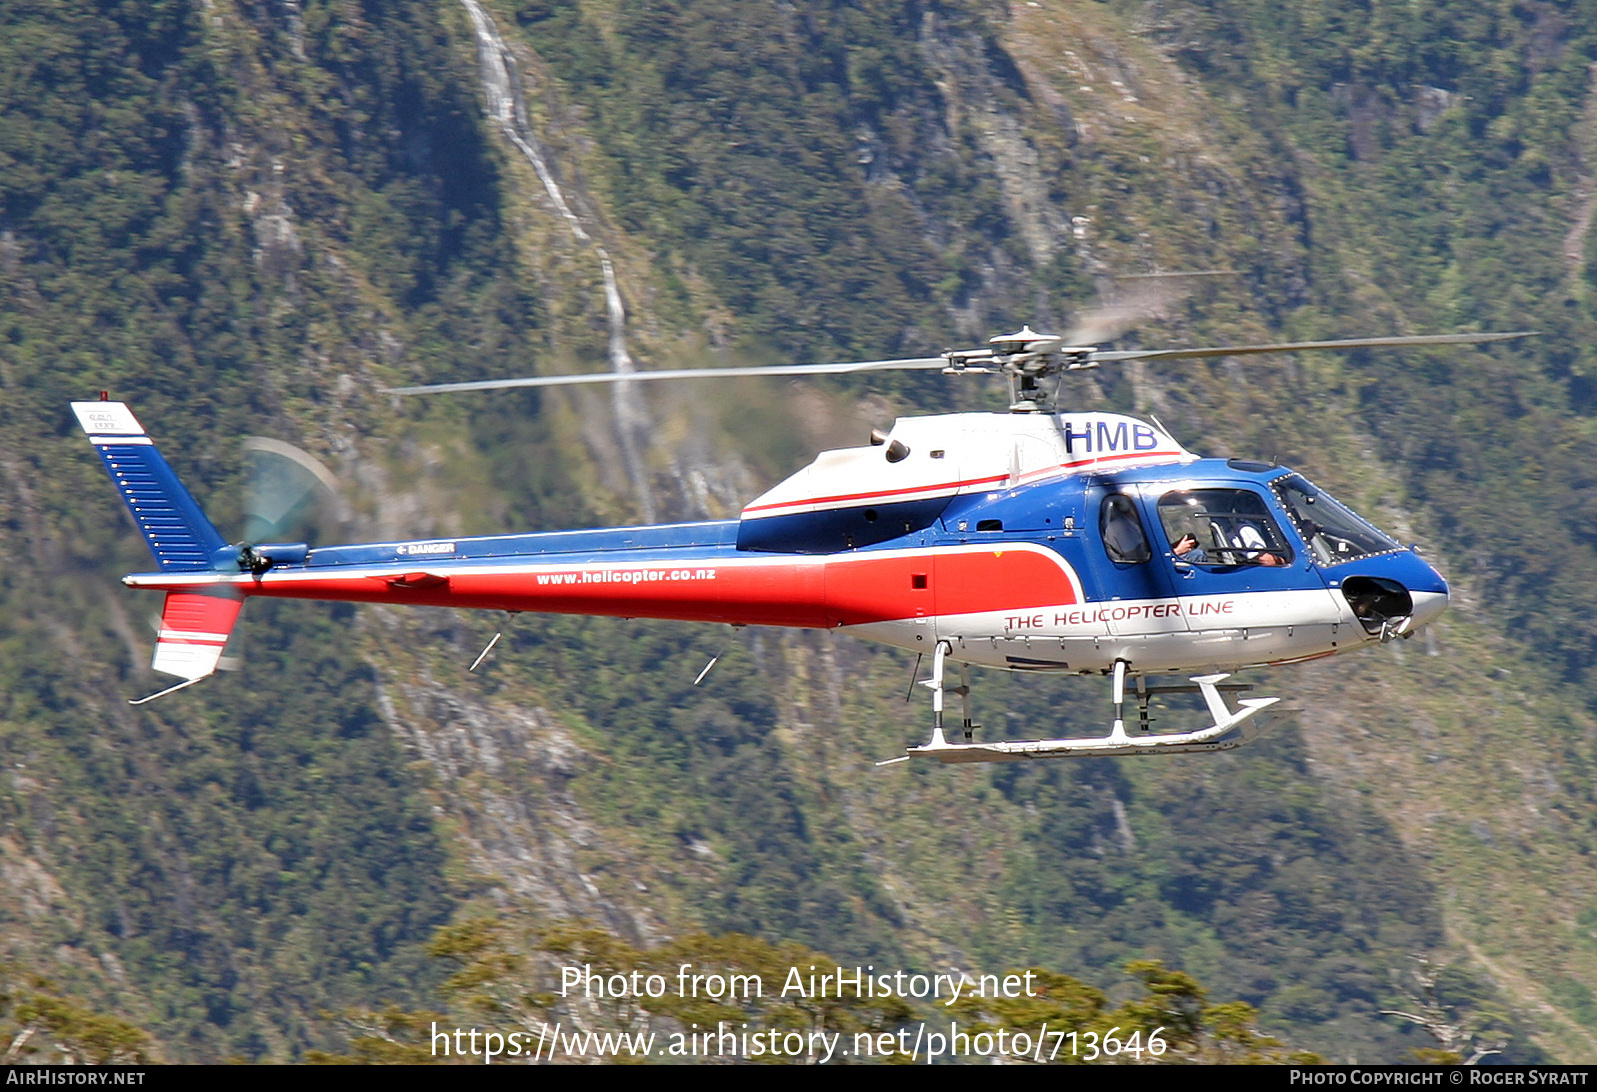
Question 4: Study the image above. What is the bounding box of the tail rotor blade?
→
[241,437,340,544]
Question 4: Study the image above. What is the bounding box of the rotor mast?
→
[941,326,1100,413]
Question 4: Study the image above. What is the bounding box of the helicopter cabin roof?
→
[740,412,1195,522]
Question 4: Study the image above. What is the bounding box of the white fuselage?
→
[848,588,1447,675]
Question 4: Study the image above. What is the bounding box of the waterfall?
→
[459,0,656,522]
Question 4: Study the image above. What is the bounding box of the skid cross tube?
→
[954,663,977,741]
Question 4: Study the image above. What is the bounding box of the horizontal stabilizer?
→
[151,590,244,681]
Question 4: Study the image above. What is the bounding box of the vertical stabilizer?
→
[72,402,228,571]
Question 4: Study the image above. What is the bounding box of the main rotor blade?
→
[387,356,948,395]
[386,332,1537,395]
[1064,279,1179,346]
[1093,330,1536,363]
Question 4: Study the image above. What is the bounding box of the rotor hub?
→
[940,326,1100,412]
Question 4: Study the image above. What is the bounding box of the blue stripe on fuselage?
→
[737,497,952,553]
[254,475,1099,582]
[303,520,743,569]
[275,490,1088,578]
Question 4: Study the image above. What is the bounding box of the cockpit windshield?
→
[1271,473,1401,566]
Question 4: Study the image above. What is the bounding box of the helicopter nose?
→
[1408,587,1448,630]
[1407,552,1449,630]
[1338,552,1448,636]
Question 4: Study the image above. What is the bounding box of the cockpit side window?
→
[1271,474,1400,566]
[1100,494,1151,563]
[1156,488,1294,567]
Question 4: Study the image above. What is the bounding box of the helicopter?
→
[74,326,1529,764]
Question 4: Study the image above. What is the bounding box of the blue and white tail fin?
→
[74,401,243,699]
[72,401,228,571]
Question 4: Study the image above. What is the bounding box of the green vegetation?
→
[309,911,1316,1063]
[0,0,1589,1063]
[510,0,991,360]
[0,967,152,1064]
[953,959,1322,1063]
[0,0,518,1057]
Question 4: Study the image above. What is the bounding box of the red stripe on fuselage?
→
[934,548,1081,616]
[741,449,1185,518]
[231,544,1083,627]
[246,563,828,626]
[1057,448,1183,470]
[740,473,1009,515]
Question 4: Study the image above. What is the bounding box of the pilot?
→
[1172,530,1286,567]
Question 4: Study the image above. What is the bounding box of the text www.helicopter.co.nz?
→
[535,568,717,586]
[430,1021,1161,1062]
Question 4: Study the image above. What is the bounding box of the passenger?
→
[1234,523,1287,567]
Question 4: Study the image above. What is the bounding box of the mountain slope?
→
[0,0,1591,1062]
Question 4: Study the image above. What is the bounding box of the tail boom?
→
[120,539,1082,630]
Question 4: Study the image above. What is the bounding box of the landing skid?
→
[890,708,1283,763]
[879,644,1282,765]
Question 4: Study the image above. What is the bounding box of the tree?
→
[314,910,911,1063]
[1379,955,1510,1065]
[953,959,1322,1064]
[0,971,151,1065]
